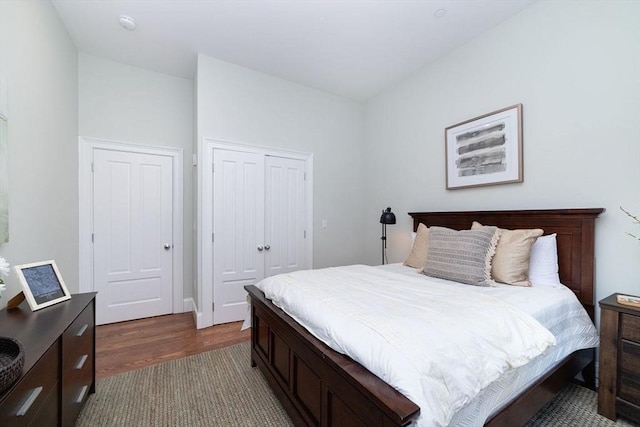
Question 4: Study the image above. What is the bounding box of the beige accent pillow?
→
[472,221,543,286]
[403,223,430,269]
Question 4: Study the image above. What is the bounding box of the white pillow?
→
[528,233,561,286]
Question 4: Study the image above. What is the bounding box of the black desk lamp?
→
[379,207,396,265]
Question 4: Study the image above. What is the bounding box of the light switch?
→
[321,220,328,229]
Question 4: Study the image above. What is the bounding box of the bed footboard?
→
[245,284,420,427]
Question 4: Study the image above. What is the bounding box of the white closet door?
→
[93,149,174,325]
[212,149,265,325]
[264,156,307,277]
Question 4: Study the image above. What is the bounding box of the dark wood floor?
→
[96,313,250,380]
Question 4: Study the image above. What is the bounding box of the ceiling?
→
[51,0,535,101]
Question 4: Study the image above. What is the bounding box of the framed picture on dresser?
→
[14,260,71,311]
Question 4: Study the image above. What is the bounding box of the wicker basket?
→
[0,337,24,394]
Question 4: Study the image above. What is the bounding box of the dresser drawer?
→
[621,313,640,343]
[0,342,60,427]
[62,327,93,377]
[62,303,94,376]
[30,384,59,427]
[619,340,640,406]
[61,370,92,427]
[61,303,95,427]
[62,303,94,362]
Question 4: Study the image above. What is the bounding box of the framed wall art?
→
[445,104,523,190]
[14,260,71,311]
[1,75,8,243]
[0,115,7,243]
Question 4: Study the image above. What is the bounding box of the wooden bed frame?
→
[245,208,604,427]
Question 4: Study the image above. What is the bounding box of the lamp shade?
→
[379,207,396,224]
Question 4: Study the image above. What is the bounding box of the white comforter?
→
[256,264,557,427]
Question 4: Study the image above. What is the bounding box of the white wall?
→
[78,53,194,299]
[2,0,636,326]
[364,1,640,312]
[196,54,365,269]
[0,0,79,302]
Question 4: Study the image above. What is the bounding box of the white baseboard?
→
[183,297,205,329]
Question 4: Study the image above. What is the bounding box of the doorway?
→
[79,138,184,325]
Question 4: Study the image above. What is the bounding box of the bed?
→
[245,208,603,427]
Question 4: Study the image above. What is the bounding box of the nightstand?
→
[598,293,640,424]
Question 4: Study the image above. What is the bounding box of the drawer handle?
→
[16,386,43,416]
[76,385,89,404]
[76,324,89,337]
[75,354,88,370]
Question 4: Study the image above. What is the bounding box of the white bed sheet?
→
[377,263,599,426]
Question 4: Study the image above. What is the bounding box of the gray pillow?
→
[422,226,499,286]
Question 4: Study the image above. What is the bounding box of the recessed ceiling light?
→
[434,9,447,19]
[118,15,136,31]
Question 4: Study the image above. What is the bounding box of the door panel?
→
[93,149,173,325]
[109,277,162,304]
[265,156,307,277]
[213,149,264,324]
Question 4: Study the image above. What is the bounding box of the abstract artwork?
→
[0,115,7,243]
[445,104,523,190]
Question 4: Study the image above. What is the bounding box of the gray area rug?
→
[77,342,292,427]
[77,342,637,426]
[524,382,636,427]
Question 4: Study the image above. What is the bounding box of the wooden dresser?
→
[0,292,96,427]
[598,293,640,424]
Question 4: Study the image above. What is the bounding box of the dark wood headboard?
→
[408,209,604,319]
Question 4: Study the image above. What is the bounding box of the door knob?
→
[164,244,172,250]
[257,245,264,251]
[264,244,271,250]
